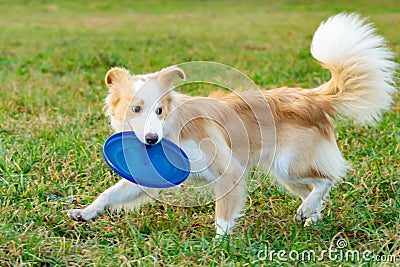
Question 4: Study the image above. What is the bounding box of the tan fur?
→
[263,88,335,137]
[68,13,397,235]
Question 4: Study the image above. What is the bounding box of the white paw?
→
[294,207,322,226]
[303,215,321,227]
[215,218,234,237]
[68,209,97,222]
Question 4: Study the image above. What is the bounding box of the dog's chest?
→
[179,140,215,181]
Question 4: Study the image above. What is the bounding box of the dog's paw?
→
[303,216,321,227]
[294,209,322,226]
[294,213,307,223]
[68,209,96,222]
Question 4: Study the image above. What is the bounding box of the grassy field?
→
[0,0,399,266]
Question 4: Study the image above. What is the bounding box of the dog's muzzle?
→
[145,133,159,145]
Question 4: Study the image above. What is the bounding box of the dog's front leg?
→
[68,179,158,221]
[214,161,247,237]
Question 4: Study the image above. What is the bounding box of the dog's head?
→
[104,66,186,145]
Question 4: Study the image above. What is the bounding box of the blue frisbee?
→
[103,131,190,188]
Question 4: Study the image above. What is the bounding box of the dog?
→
[68,13,397,236]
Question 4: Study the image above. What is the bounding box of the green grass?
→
[0,0,399,266]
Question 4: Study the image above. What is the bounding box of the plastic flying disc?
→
[102,131,190,188]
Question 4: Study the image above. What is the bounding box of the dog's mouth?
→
[126,121,161,145]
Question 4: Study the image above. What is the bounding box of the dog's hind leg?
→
[68,179,159,221]
[293,178,332,226]
[279,179,313,200]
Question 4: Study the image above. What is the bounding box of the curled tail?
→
[311,13,397,124]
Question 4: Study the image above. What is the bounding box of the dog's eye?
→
[133,106,141,113]
[156,108,163,115]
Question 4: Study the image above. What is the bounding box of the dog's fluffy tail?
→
[311,13,397,124]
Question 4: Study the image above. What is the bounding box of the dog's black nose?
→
[145,133,159,144]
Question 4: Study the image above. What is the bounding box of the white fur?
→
[180,140,216,181]
[311,13,397,123]
[216,218,235,236]
[313,137,348,180]
[68,180,160,221]
[294,179,332,226]
[128,80,165,144]
[272,149,293,179]
[133,79,145,92]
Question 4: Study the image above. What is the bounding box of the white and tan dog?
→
[69,13,397,236]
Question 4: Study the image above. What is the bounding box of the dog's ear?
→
[156,66,186,89]
[105,67,130,87]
